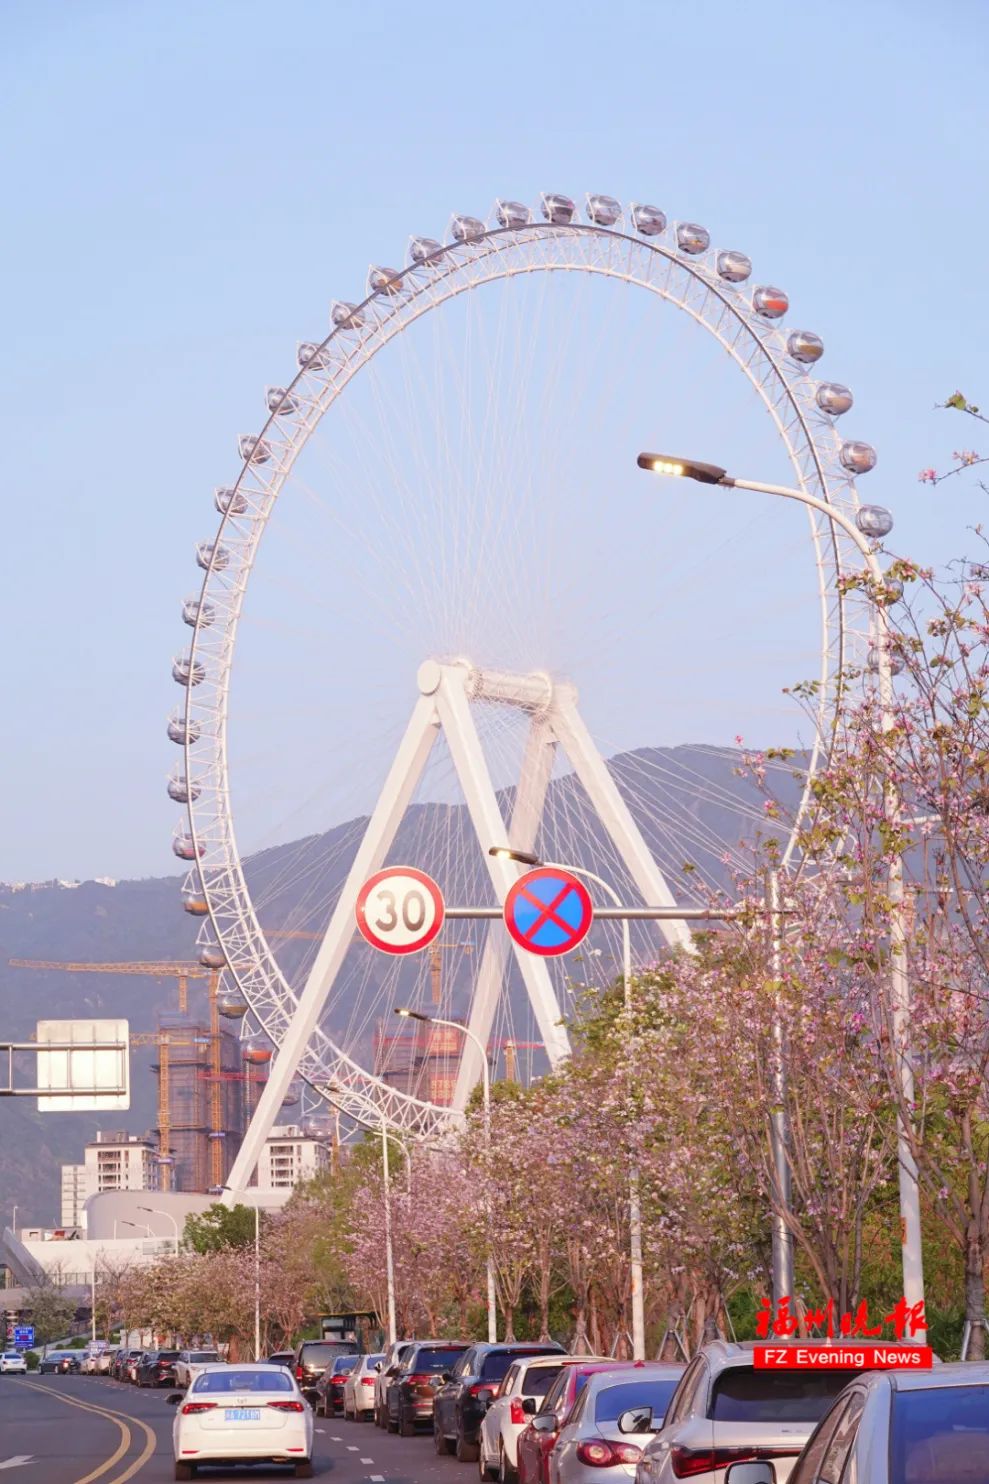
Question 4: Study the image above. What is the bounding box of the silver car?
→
[374,1340,415,1427]
[729,1362,989,1484]
[550,1366,684,1484]
[636,1341,882,1484]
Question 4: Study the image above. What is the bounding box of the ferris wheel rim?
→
[174,198,874,1135]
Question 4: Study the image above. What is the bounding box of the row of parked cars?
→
[323,1334,989,1484]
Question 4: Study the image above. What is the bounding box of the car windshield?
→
[711,1368,864,1423]
[595,1378,679,1425]
[891,1384,989,1483]
[365,1355,385,1368]
[414,1349,468,1372]
[332,1357,358,1374]
[3,1353,20,1360]
[482,1351,555,1383]
[522,1365,563,1398]
[194,1369,293,1393]
[157,1351,180,1360]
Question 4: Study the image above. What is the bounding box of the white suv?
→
[635,1341,868,1484]
[174,1348,221,1390]
[0,1351,27,1375]
[480,1354,576,1482]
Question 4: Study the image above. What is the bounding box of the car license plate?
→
[224,1408,261,1421]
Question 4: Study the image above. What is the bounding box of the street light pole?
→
[254,1202,261,1362]
[638,452,926,1335]
[380,1120,398,1347]
[486,849,646,1361]
[767,870,795,1304]
[396,1008,496,1342]
[137,1205,181,1257]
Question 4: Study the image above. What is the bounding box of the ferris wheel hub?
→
[417,658,575,715]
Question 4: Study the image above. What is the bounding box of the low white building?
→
[256,1124,329,1192]
[60,1164,88,1230]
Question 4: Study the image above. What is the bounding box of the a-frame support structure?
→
[224,659,692,1198]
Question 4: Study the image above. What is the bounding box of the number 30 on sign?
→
[355,867,445,955]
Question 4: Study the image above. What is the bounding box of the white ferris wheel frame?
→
[174,200,871,1150]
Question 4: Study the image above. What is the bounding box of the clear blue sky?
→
[2,0,986,882]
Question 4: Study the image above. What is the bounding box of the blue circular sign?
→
[503,867,594,957]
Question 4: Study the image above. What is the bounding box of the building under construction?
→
[153,1015,247,1192]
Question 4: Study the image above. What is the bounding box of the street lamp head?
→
[488,845,542,866]
[636,452,730,486]
[394,1006,430,1023]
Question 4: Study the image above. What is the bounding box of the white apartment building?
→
[256,1124,329,1192]
[60,1164,88,1230]
[84,1130,159,1195]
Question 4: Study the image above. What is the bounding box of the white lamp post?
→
[137,1205,181,1257]
[395,1008,496,1343]
[638,451,925,1336]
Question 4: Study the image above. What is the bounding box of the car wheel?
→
[480,1443,498,1482]
[174,1464,196,1481]
[499,1442,517,1484]
[387,1406,399,1434]
[435,1420,454,1455]
[294,1462,314,1479]
[456,1430,480,1464]
[399,1408,417,1438]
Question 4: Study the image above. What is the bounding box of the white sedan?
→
[0,1351,27,1375]
[170,1363,314,1479]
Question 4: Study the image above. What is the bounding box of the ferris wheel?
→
[168,191,885,1171]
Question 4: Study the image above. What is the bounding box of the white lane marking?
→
[316,1428,326,1434]
[348,1445,359,1451]
[361,1458,374,1464]
[332,1435,342,1440]
[371,1476,385,1481]
[0,1462,34,1473]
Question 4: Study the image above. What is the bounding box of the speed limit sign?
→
[355,867,445,955]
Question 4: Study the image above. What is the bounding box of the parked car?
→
[387,1340,470,1436]
[0,1351,27,1375]
[548,1365,684,1484]
[517,1362,639,1484]
[94,1347,119,1376]
[480,1354,581,1483]
[435,1342,566,1463]
[169,1361,313,1479]
[113,1349,142,1382]
[128,1351,152,1384]
[292,1337,359,1403]
[374,1341,416,1427]
[39,1351,80,1375]
[137,1348,181,1388]
[635,1339,927,1484]
[314,1355,359,1417]
[746,1362,989,1484]
[344,1352,385,1421]
[174,1348,222,1390]
[265,1351,295,1370]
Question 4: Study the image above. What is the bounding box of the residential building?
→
[256,1124,329,1191]
[60,1164,87,1230]
[84,1130,159,1195]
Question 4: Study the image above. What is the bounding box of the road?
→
[0,1374,469,1483]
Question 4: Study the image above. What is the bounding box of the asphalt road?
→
[0,1374,472,1484]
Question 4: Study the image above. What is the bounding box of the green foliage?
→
[24,1283,76,1345]
[25,1350,39,1370]
[184,1202,258,1254]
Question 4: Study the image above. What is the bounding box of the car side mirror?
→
[617,1406,653,1434]
[521,1397,537,1415]
[166,1393,183,1406]
[725,1466,775,1484]
[374,1362,382,1372]
[475,1388,496,1409]
[441,1371,452,1383]
[531,1413,558,1434]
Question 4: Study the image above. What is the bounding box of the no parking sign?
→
[503,867,593,957]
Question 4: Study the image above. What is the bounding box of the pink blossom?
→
[918,468,937,484]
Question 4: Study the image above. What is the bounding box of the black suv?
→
[292,1338,359,1401]
[387,1341,470,1436]
[434,1342,564,1462]
[137,1349,180,1388]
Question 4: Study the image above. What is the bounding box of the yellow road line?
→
[22,1380,157,1484]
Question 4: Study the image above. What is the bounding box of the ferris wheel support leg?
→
[550,698,695,956]
[221,693,442,1202]
[434,672,571,1072]
[451,718,559,1112]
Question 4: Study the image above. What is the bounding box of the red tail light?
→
[671,1447,801,1479]
[510,1399,528,1426]
[469,1382,491,1397]
[295,1365,304,1380]
[181,1401,217,1415]
[268,1400,305,1412]
[361,1377,375,1387]
[404,1373,432,1388]
[576,1441,642,1468]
